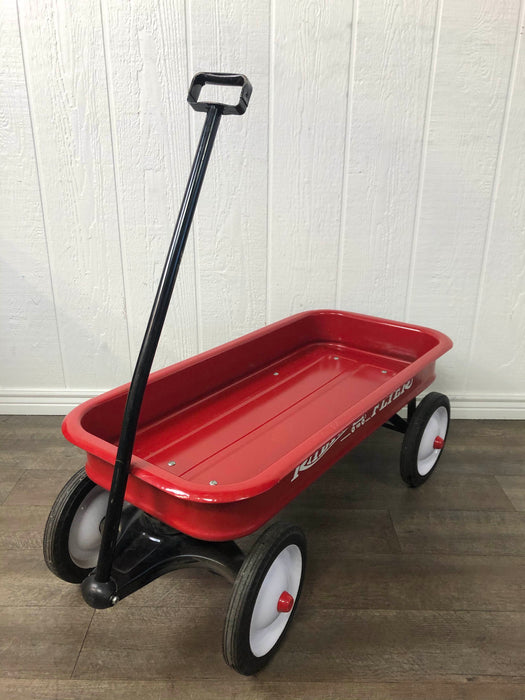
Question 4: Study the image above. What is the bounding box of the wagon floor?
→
[3,416,524,692]
[133,342,409,486]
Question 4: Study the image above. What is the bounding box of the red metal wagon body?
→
[63,309,451,541]
[45,73,453,675]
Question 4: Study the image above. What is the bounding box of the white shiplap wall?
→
[1,0,524,417]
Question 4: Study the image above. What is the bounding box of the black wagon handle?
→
[187,72,252,115]
[82,73,251,607]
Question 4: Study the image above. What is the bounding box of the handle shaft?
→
[94,106,222,584]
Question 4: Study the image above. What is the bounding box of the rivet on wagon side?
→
[209,480,218,486]
[273,372,279,376]
[168,461,176,466]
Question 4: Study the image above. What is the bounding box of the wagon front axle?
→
[81,510,245,609]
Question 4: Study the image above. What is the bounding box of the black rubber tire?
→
[400,392,450,487]
[43,468,107,583]
[223,522,307,675]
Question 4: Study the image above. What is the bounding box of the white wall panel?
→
[406,0,522,398]
[17,0,130,388]
[0,1,63,389]
[188,0,269,351]
[101,0,198,371]
[465,2,525,399]
[268,0,353,320]
[339,0,439,319]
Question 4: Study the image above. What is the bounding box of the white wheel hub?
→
[68,486,109,568]
[417,405,448,476]
[249,544,303,658]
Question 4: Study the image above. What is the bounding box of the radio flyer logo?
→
[291,378,414,482]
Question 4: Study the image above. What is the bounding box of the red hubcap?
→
[277,591,294,613]
[433,436,444,449]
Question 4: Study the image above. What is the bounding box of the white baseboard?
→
[1,389,524,419]
[446,394,525,419]
[0,389,100,415]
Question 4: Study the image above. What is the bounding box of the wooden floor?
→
[1,415,524,699]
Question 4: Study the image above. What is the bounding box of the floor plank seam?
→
[0,469,27,506]
[387,509,403,552]
[69,609,96,680]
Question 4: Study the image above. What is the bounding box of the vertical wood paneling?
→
[188,0,269,351]
[466,4,525,397]
[339,0,439,319]
[2,1,525,414]
[0,1,63,389]
[406,0,522,394]
[17,0,129,388]
[268,0,353,321]
[101,1,199,371]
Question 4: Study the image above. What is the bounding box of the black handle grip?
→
[187,72,252,115]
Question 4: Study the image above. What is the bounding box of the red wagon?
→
[44,74,452,675]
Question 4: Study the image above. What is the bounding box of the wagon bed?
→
[63,309,451,539]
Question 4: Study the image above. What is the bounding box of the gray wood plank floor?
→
[1,415,524,699]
